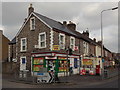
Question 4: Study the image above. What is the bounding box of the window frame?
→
[83,41,89,55]
[70,36,75,51]
[30,17,35,30]
[39,32,46,49]
[59,33,65,49]
[20,38,27,52]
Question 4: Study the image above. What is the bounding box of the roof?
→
[34,12,98,44]
[9,37,16,44]
[34,12,77,36]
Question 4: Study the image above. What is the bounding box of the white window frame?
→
[59,33,65,49]
[20,38,27,52]
[39,32,46,49]
[70,36,75,51]
[30,17,35,30]
[20,56,27,71]
[83,41,89,55]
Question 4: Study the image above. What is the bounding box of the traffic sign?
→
[37,72,54,83]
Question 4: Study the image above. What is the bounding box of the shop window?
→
[59,60,67,72]
[21,38,27,52]
[32,57,44,72]
[39,32,46,48]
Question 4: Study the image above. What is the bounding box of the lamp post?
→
[101,7,118,76]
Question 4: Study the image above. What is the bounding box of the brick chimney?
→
[93,38,96,42]
[63,21,67,26]
[82,30,89,37]
[97,41,102,45]
[67,21,76,31]
[28,4,34,16]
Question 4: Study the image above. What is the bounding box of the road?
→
[2,75,119,88]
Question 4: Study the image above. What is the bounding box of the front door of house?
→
[20,56,26,70]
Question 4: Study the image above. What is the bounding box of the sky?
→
[0,1,119,53]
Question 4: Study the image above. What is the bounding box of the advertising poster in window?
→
[58,60,68,72]
[33,65,43,72]
[32,57,44,72]
[33,58,44,64]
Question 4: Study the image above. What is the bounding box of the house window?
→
[83,41,89,55]
[21,38,27,51]
[70,37,75,50]
[59,33,65,49]
[39,32,46,48]
[20,56,26,70]
[30,17,35,30]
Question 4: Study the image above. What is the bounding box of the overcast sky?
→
[0,1,118,53]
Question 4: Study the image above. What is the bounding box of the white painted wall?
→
[96,46,101,57]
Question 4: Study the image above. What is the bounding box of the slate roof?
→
[34,12,99,46]
[34,12,77,36]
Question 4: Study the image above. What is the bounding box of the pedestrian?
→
[69,67,73,76]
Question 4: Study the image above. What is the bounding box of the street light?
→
[101,7,118,76]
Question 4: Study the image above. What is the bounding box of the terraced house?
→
[9,4,113,77]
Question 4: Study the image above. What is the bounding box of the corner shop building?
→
[31,51,80,77]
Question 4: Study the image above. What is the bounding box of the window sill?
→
[20,50,27,53]
[30,29,35,31]
[39,47,46,49]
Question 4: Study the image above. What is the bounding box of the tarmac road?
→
[2,75,119,88]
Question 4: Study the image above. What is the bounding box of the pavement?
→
[2,67,119,88]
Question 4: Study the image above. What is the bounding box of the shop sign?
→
[52,45,60,51]
[83,59,92,65]
[74,46,78,51]
[45,57,57,59]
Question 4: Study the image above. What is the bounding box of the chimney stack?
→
[82,29,89,37]
[97,41,102,45]
[93,38,96,42]
[28,4,34,16]
[63,21,67,26]
[67,21,76,31]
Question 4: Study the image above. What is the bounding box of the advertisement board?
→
[32,57,44,72]
[52,45,60,51]
[83,59,93,65]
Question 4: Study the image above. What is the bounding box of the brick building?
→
[9,4,114,76]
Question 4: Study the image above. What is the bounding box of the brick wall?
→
[16,15,51,71]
